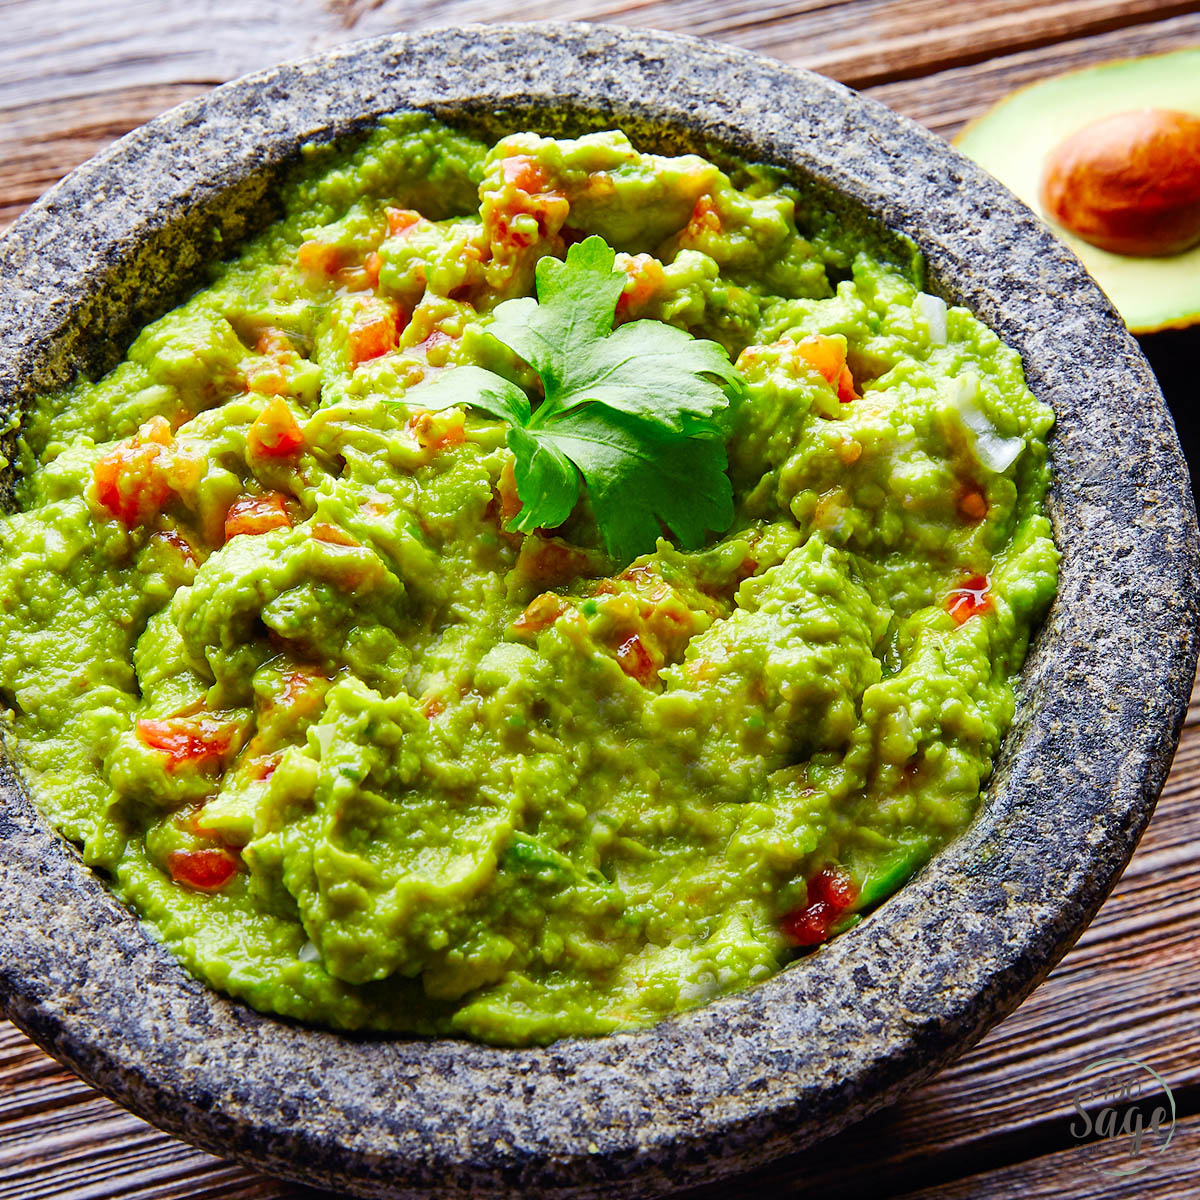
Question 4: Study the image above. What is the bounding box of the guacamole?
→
[0,116,1058,1044]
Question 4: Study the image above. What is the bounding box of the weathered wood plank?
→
[5,8,1198,234]
[2,0,1192,108]
[897,1113,1200,1200]
[866,10,1200,137]
[0,84,210,232]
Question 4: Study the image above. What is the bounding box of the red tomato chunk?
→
[781,866,859,947]
[224,493,292,541]
[296,240,346,277]
[348,305,404,367]
[137,715,234,772]
[513,592,569,634]
[248,398,304,458]
[687,194,722,236]
[795,335,858,403]
[385,207,421,236]
[93,417,174,527]
[615,633,657,686]
[500,154,550,194]
[167,847,238,892]
[946,573,992,624]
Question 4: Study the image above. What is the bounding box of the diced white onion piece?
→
[917,292,948,346]
[298,941,321,963]
[950,374,1025,474]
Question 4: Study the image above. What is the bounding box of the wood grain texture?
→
[4,6,1199,233]
[897,1114,1200,1200]
[0,84,211,232]
[5,0,1196,110]
[869,10,1200,138]
[2,2,1198,1196]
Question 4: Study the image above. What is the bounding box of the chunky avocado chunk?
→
[956,48,1200,335]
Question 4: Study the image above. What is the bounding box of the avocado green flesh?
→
[0,116,1058,1044]
[955,48,1200,335]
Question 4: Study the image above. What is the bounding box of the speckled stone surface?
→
[0,23,1197,1200]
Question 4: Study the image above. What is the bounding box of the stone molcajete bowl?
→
[0,22,1197,1200]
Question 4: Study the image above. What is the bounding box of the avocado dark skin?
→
[1140,327,1200,488]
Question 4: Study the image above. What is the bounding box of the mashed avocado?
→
[0,116,1058,1044]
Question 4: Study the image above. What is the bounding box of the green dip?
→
[0,116,1059,1044]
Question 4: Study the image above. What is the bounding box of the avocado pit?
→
[1039,108,1200,258]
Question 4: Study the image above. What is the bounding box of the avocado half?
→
[956,48,1200,335]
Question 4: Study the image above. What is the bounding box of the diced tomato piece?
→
[420,694,446,720]
[836,364,858,403]
[364,251,382,288]
[139,415,174,446]
[486,156,568,252]
[224,492,291,541]
[946,573,992,624]
[297,241,346,277]
[385,207,422,236]
[687,194,722,237]
[500,155,550,194]
[167,847,238,892]
[493,215,536,249]
[807,866,859,911]
[407,408,466,452]
[248,397,304,458]
[958,486,988,522]
[513,592,569,634]
[347,304,403,367]
[311,521,359,547]
[254,328,293,357]
[781,900,834,946]
[93,417,175,527]
[616,254,666,316]
[795,336,842,381]
[497,460,523,528]
[781,865,859,946]
[137,715,234,772]
[796,336,857,401]
[615,633,657,686]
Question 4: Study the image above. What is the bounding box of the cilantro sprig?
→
[411,236,743,563]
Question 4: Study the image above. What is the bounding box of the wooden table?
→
[2,3,1198,1196]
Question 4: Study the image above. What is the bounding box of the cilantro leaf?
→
[419,364,531,428]
[410,235,742,562]
[524,408,733,558]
